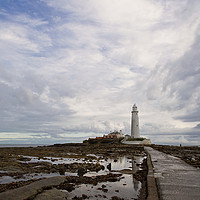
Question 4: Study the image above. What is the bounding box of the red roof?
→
[96,137,103,140]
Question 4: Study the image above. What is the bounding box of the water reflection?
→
[67,174,141,200]
[131,156,140,191]
[67,156,143,199]
[1,154,145,199]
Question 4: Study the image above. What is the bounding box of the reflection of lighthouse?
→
[132,157,140,192]
[131,104,140,138]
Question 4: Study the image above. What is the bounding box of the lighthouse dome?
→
[132,104,138,112]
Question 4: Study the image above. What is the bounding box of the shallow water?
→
[0,171,78,184]
[0,173,61,184]
[19,154,144,171]
[0,154,145,199]
[67,174,141,200]
[19,155,88,165]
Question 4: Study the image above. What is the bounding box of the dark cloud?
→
[146,24,200,123]
[165,33,200,121]
[0,0,200,145]
[194,124,200,129]
[0,81,75,133]
[175,109,200,122]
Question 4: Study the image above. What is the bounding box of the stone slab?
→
[34,188,67,200]
[0,176,66,200]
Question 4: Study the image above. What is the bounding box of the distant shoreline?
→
[0,143,199,148]
[0,144,44,148]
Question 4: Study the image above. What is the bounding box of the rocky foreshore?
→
[0,143,147,200]
[1,143,199,199]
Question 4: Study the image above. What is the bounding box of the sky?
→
[0,0,200,145]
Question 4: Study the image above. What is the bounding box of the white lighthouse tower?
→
[131,104,140,138]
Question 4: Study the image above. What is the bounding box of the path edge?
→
[146,151,159,200]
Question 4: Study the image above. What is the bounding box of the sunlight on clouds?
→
[49,0,163,26]
[0,0,200,145]
[0,132,51,139]
[0,26,37,52]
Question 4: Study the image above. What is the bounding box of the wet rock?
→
[57,182,75,192]
[103,188,108,192]
[72,195,82,200]
[107,163,111,171]
[0,176,66,200]
[34,188,67,200]
[0,143,150,198]
[0,179,43,193]
[97,187,108,192]
[111,196,124,200]
[77,167,86,177]
[82,194,87,199]
[59,168,65,175]
[95,163,102,172]
[14,173,24,179]
[17,157,31,162]
[101,165,105,170]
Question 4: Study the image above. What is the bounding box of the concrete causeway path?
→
[145,147,200,200]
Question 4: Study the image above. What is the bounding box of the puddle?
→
[0,171,79,184]
[0,171,8,173]
[0,173,60,184]
[18,155,144,172]
[1,154,145,199]
[66,174,141,200]
[0,176,16,184]
[63,156,144,199]
[19,155,98,165]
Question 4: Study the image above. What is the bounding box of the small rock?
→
[102,188,108,192]
[101,165,105,170]
[107,163,111,171]
[77,167,85,177]
[59,168,65,175]
[111,196,124,200]
[82,194,87,199]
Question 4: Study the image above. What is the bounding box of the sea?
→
[0,144,44,148]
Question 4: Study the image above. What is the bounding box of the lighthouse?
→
[131,104,140,138]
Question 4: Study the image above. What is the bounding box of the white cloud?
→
[0,0,200,145]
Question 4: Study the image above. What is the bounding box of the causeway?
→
[145,146,200,200]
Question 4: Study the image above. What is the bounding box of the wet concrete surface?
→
[145,147,200,200]
[151,145,200,168]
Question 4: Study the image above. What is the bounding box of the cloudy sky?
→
[0,0,200,145]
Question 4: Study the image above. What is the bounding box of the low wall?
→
[122,139,151,145]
